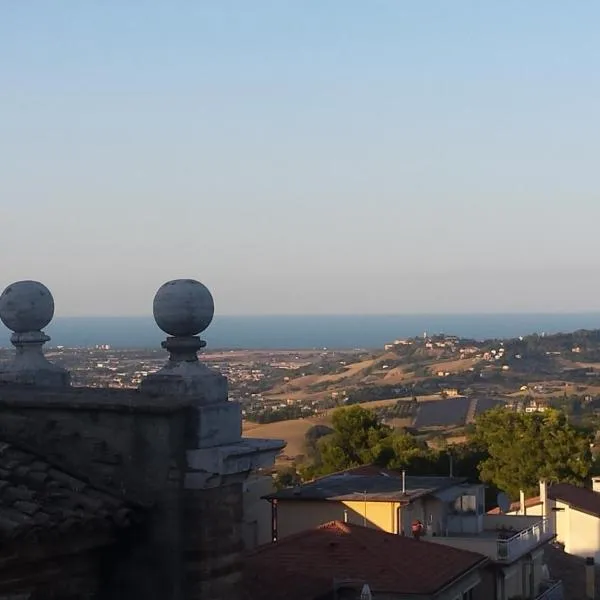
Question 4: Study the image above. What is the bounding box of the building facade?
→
[266,467,560,600]
[492,478,600,564]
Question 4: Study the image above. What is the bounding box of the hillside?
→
[241,329,600,459]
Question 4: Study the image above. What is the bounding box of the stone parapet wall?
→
[0,386,190,600]
[183,481,244,600]
[0,386,189,500]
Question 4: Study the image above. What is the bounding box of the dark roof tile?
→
[0,439,136,541]
[266,465,465,502]
[547,483,600,517]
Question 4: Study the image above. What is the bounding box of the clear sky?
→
[1,1,599,316]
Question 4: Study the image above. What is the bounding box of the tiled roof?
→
[487,496,542,514]
[265,465,466,502]
[243,521,488,600]
[488,483,600,518]
[548,483,600,517]
[0,440,135,541]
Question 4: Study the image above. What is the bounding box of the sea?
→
[2,313,600,350]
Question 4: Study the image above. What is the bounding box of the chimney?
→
[520,490,526,515]
[540,480,548,517]
[586,557,595,599]
[402,470,406,494]
[592,478,600,494]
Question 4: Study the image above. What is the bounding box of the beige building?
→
[265,466,561,600]
[491,478,600,564]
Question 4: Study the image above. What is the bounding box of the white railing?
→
[496,517,551,561]
[535,579,563,600]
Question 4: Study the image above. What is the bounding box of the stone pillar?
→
[141,279,284,600]
[0,281,70,387]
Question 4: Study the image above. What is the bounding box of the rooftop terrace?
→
[429,515,555,563]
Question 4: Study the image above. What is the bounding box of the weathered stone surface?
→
[186,438,285,489]
[183,481,244,600]
[141,360,228,401]
[0,282,69,388]
[0,388,188,600]
[0,281,54,333]
[153,279,214,337]
[0,277,284,600]
[195,401,242,448]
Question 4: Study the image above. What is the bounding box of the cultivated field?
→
[243,416,330,458]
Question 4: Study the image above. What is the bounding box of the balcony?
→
[426,516,554,563]
[535,579,563,600]
[496,517,552,561]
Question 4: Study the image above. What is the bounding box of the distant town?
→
[4,327,600,444]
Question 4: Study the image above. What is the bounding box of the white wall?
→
[560,502,600,562]
[243,474,275,548]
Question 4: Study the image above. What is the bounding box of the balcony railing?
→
[426,517,553,562]
[496,517,551,561]
[535,579,563,600]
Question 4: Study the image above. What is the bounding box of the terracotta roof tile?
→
[0,440,136,541]
[487,496,542,514]
[243,521,488,600]
[488,482,600,518]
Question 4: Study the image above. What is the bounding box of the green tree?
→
[273,466,301,490]
[302,406,446,479]
[385,431,434,470]
[470,408,593,499]
[315,406,392,474]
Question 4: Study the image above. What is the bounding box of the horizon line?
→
[48,311,600,319]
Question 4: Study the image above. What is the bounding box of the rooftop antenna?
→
[497,491,511,514]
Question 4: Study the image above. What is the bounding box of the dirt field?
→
[243,416,331,458]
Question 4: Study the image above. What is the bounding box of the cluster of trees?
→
[249,405,309,424]
[289,404,595,501]
[298,405,484,482]
[471,408,593,498]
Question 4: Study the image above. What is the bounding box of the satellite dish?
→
[497,492,511,513]
[360,584,373,600]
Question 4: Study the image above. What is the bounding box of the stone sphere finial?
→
[0,280,55,333]
[153,279,214,337]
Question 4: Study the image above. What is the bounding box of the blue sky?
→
[1,1,599,316]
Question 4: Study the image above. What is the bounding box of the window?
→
[453,494,477,514]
